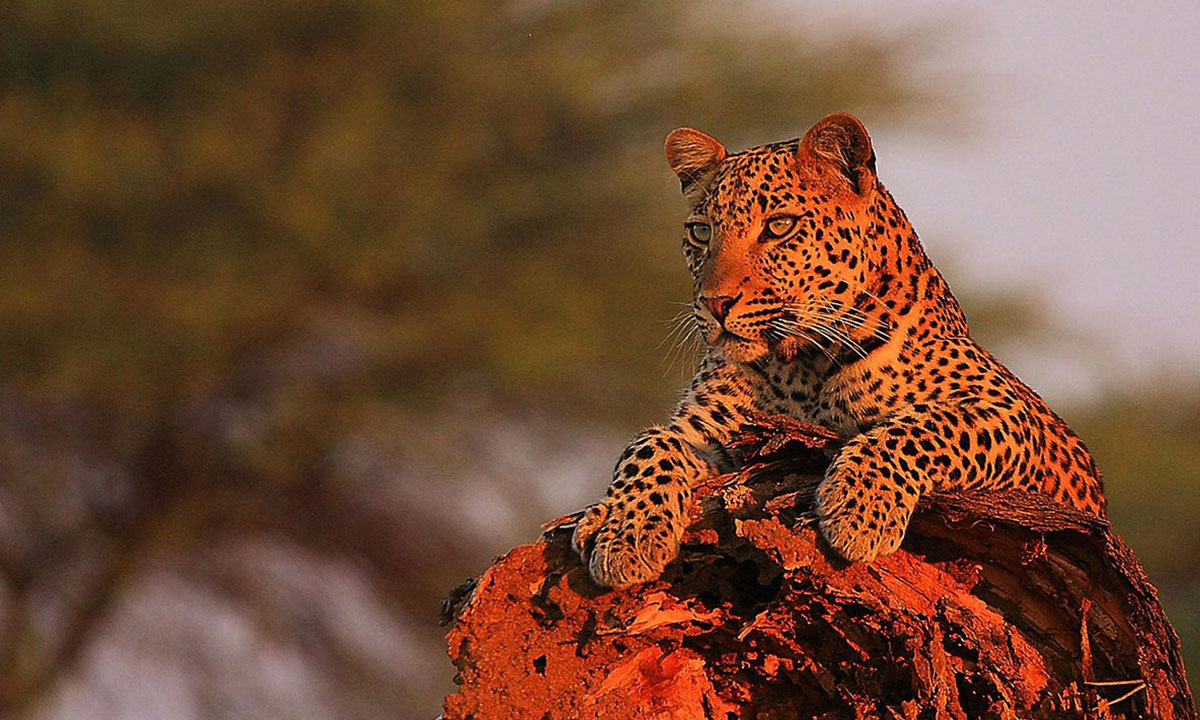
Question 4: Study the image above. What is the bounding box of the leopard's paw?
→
[574,500,684,589]
[815,472,913,563]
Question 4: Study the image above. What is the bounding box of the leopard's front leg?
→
[571,426,709,588]
[572,357,758,588]
[817,402,1019,562]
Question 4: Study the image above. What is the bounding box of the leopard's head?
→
[665,113,889,365]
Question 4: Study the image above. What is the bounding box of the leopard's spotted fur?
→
[572,114,1105,588]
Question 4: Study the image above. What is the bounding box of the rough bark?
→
[439,415,1195,719]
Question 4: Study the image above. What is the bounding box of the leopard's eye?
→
[764,216,797,239]
[686,222,712,248]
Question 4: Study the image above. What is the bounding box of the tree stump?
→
[439,415,1195,719]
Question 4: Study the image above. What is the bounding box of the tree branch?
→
[441,415,1195,719]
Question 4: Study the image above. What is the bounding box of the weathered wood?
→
[441,416,1195,719]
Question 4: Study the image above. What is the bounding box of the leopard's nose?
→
[701,294,739,324]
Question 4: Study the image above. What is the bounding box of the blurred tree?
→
[0,0,949,424]
[0,2,955,716]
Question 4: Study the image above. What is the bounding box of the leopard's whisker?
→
[819,298,887,333]
[768,323,821,364]
[660,307,702,377]
[817,323,868,358]
[770,317,841,366]
[657,310,694,351]
[792,326,840,366]
[774,310,869,360]
[813,303,889,346]
[807,321,867,359]
[838,281,896,327]
[668,324,702,376]
[785,298,892,344]
[660,307,693,330]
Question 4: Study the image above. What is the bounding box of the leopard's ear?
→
[665,128,726,204]
[800,113,876,195]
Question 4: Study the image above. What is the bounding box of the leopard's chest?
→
[755,355,905,438]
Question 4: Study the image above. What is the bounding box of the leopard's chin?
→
[715,334,809,365]
[714,336,770,365]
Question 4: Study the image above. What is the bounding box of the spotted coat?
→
[572,114,1105,589]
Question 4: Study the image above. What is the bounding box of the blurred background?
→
[1,1,1198,718]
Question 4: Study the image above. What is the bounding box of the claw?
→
[576,509,683,588]
[571,502,609,557]
[588,536,663,589]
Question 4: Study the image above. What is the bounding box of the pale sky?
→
[799,1,1200,402]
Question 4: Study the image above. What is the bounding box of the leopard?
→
[571,113,1105,589]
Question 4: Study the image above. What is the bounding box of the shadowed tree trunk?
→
[440,416,1195,719]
